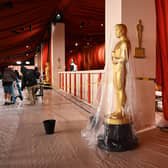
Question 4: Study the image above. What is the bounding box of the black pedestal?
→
[98,123,138,152]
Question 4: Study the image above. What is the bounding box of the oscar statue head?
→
[115,24,127,38]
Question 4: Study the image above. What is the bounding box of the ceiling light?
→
[57,13,61,18]
[16,61,21,65]
[56,13,62,21]
[26,53,29,56]
[26,45,29,48]
[86,42,90,46]
[25,61,30,65]
[75,42,78,47]
[101,23,104,27]
[53,11,63,23]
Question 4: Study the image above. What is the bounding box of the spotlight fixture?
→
[26,53,29,56]
[53,11,63,24]
[56,13,61,19]
[16,61,21,65]
[101,23,104,27]
[75,42,78,47]
[26,45,29,48]
[25,61,30,65]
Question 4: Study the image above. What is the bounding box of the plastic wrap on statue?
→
[81,24,138,152]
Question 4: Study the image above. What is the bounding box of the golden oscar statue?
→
[105,24,130,124]
[111,24,130,120]
[98,24,138,152]
[137,19,143,48]
[44,62,50,84]
[134,19,145,58]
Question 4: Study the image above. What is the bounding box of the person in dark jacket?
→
[34,66,40,84]
[21,65,37,104]
[2,66,16,105]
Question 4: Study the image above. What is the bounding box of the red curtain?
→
[66,43,105,71]
[42,42,48,72]
[156,0,168,119]
[49,37,52,84]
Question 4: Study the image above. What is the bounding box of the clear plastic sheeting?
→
[81,24,137,147]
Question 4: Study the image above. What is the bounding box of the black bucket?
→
[43,119,56,134]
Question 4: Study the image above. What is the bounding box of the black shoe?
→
[4,102,10,105]
[19,95,23,101]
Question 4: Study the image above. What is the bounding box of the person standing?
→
[2,66,16,105]
[21,66,37,104]
[70,59,77,71]
[34,66,40,83]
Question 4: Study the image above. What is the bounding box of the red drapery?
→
[49,37,52,84]
[42,42,48,72]
[66,43,105,71]
[156,0,168,119]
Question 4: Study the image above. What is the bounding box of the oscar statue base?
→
[98,123,138,152]
[134,47,145,58]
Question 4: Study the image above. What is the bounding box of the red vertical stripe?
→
[65,73,67,92]
[80,73,83,99]
[74,73,76,96]
[59,73,61,89]
[69,73,71,94]
[62,73,64,90]
[88,73,91,103]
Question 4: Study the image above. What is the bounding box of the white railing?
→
[58,70,104,107]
